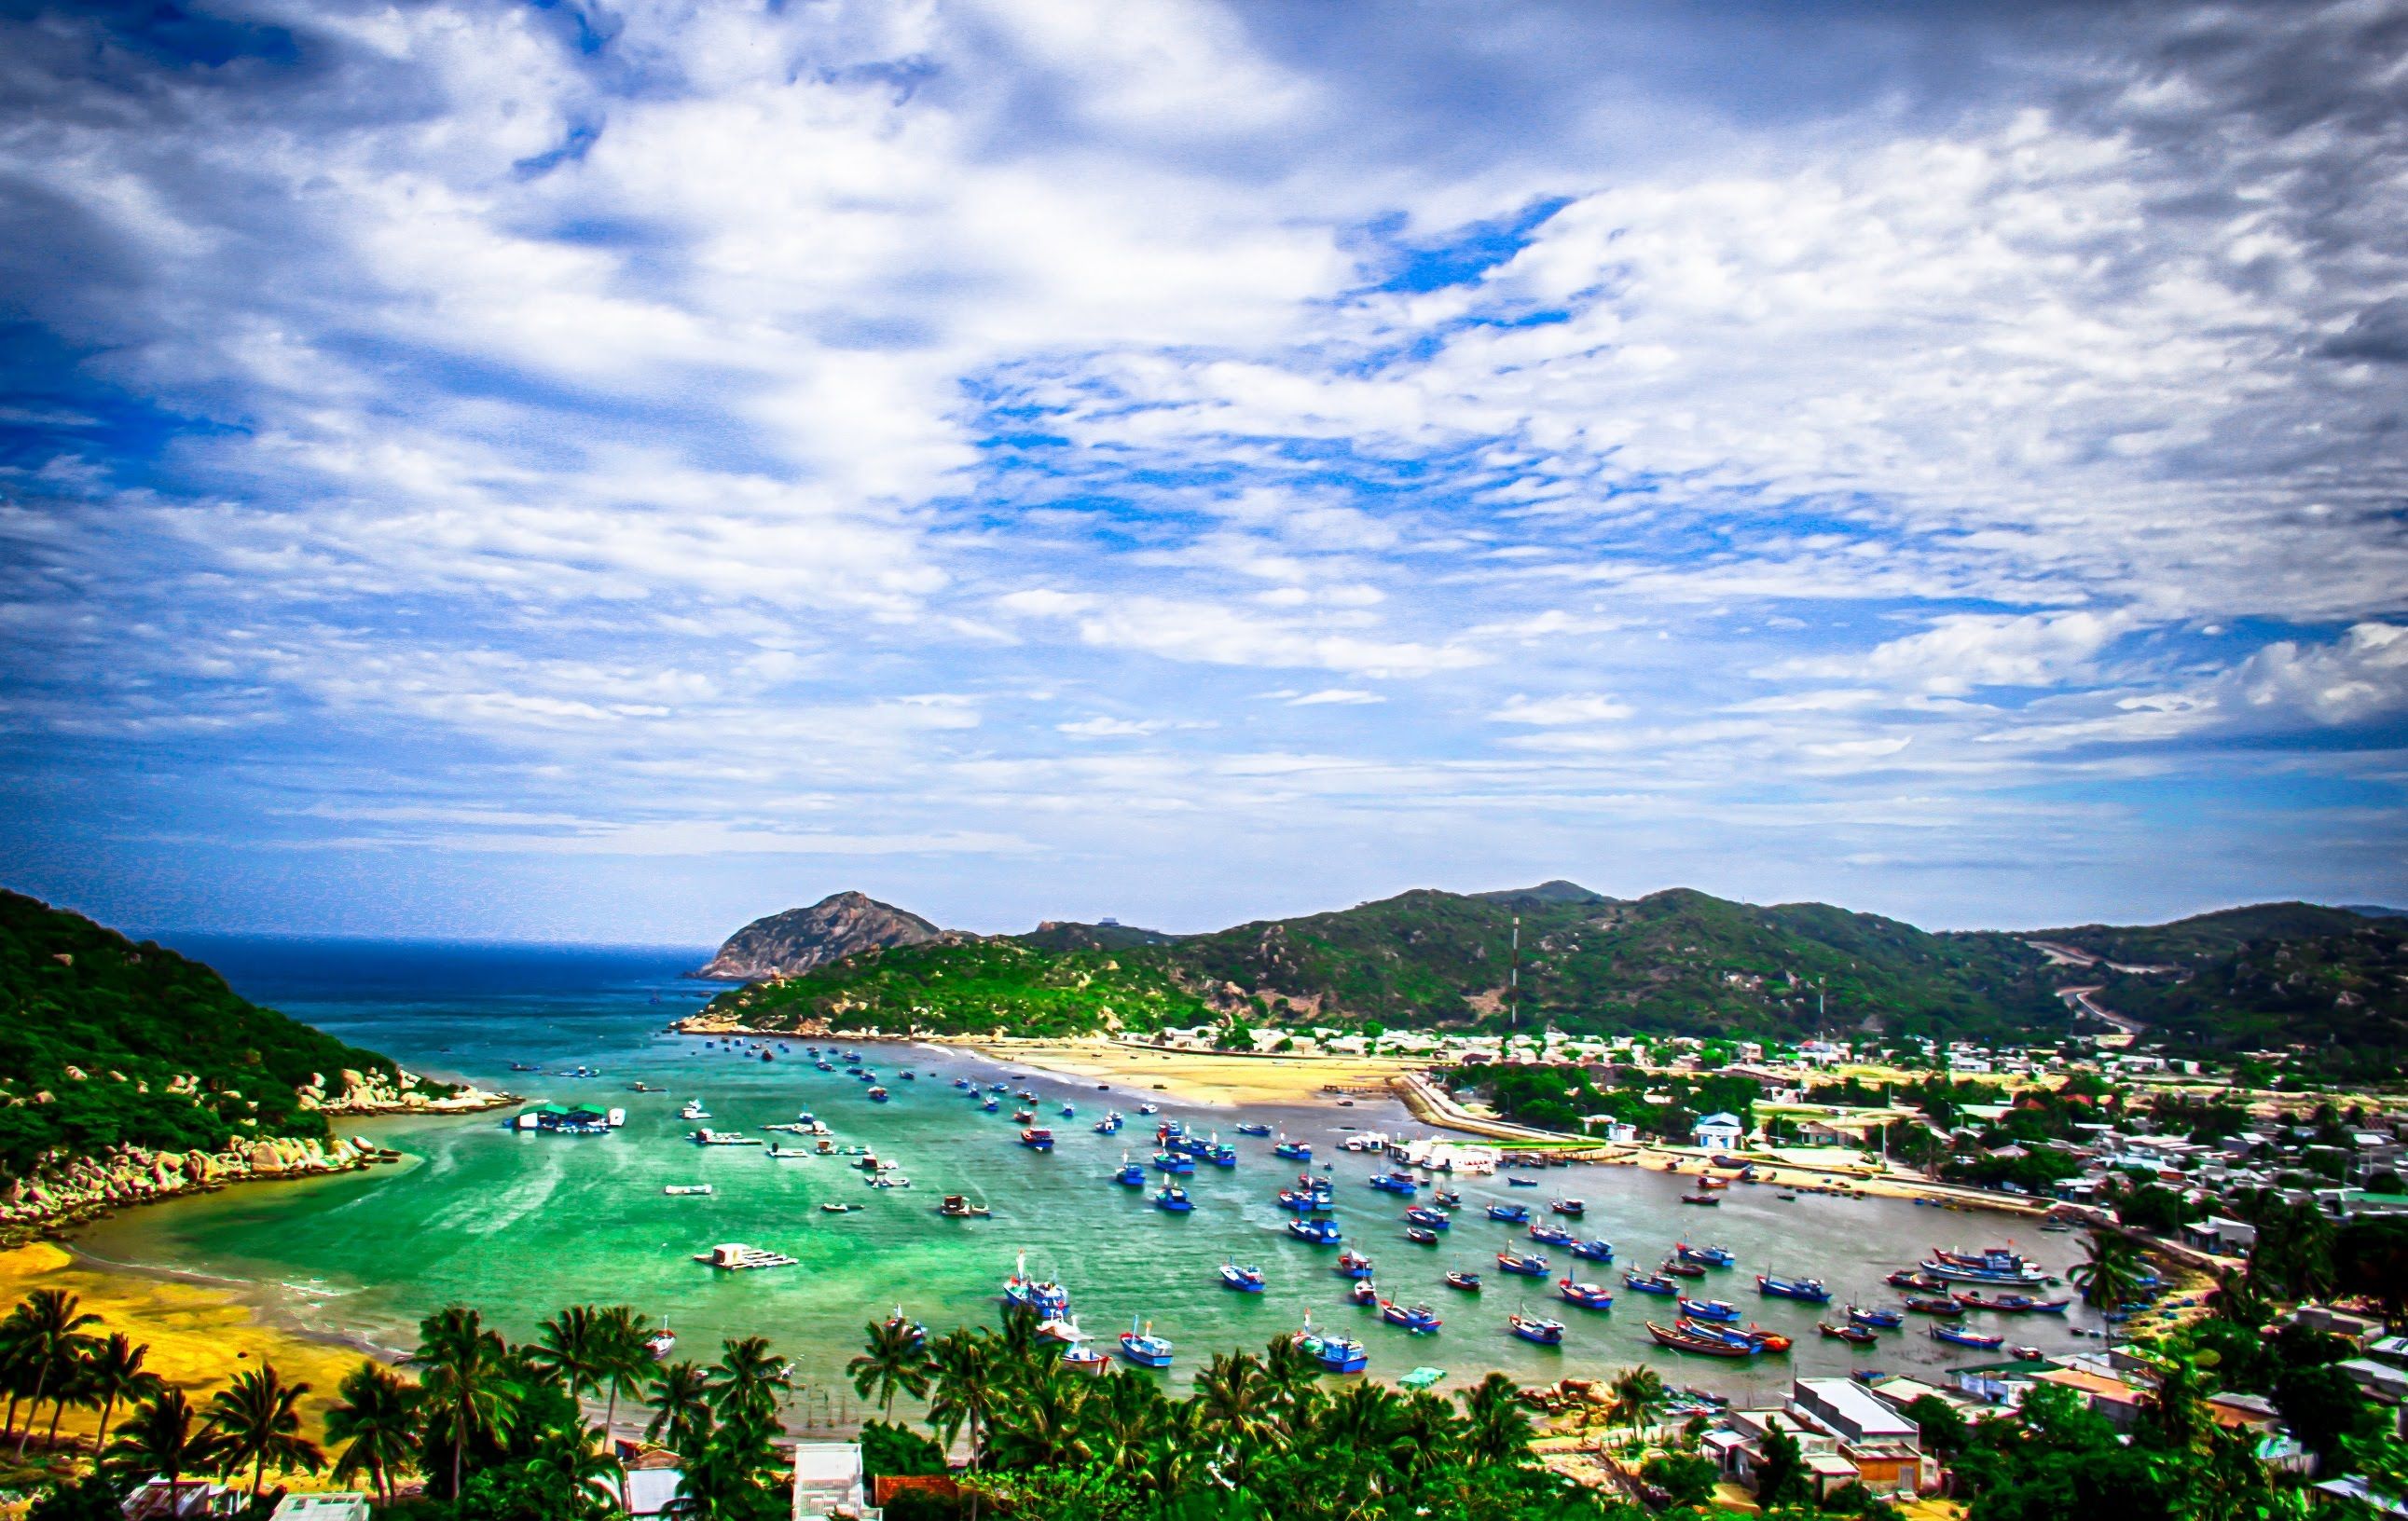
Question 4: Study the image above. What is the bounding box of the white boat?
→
[689,1130,763,1147]
[663,1184,713,1196]
[679,1100,709,1121]
[693,1242,797,1270]
[765,1145,814,1159]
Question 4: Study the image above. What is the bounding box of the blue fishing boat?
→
[1120,1317,1175,1368]
[866,1087,890,1103]
[1569,1239,1615,1263]
[1153,1185,1193,1213]
[1152,1152,1194,1174]
[1160,1119,1187,1138]
[988,1082,1008,1092]
[1404,1207,1451,1229]
[1920,1247,2049,1286]
[1529,1223,1576,1246]
[1060,1104,1076,1118]
[1368,1172,1419,1196]
[1219,1259,1267,1293]
[1406,1226,1438,1245]
[1557,1279,1615,1309]
[1094,1112,1123,1135]
[1757,1274,1831,1303]
[1294,1312,1367,1373]
[1624,1270,1679,1295]
[1497,1251,1548,1277]
[1334,1249,1375,1279]
[1273,1140,1313,1161]
[1112,1159,1147,1187]
[1019,1128,1055,1151]
[1929,1323,2006,1350]
[1378,1298,1441,1334]
[1288,1218,1342,1246]
[883,1307,928,1349]
[1509,1311,1565,1345]
[953,1078,974,1090]
[982,1098,999,1112]
[1277,1189,1333,1212]
[1678,1297,1741,1322]
[1205,1144,1238,1168]
[1486,1204,1532,1225]
[1001,1254,1069,1317]
[1847,1305,1905,1329]
[1235,1122,1273,1137]
[1675,1243,1736,1268]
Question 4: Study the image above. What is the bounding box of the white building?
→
[1692,1112,1745,1149]
[269,1500,371,1521]
[792,1442,867,1521]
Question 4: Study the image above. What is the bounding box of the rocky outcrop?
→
[298,1067,512,1115]
[0,1133,397,1237]
[695,891,941,980]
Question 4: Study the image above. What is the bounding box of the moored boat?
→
[1404,1207,1451,1229]
[1904,1295,1965,1317]
[1152,1152,1194,1174]
[1002,1253,1069,1316]
[1847,1305,1906,1329]
[1405,1226,1438,1245]
[1378,1298,1441,1334]
[1018,1128,1054,1151]
[1820,1322,1878,1346]
[1293,1312,1368,1373]
[1549,1199,1586,1216]
[1219,1259,1267,1293]
[1675,1243,1736,1267]
[1113,1158,1147,1186]
[1557,1279,1614,1309]
[1277,1189,1333,1212]
[1273,1138,1312,1161]
[1678,1296,1741,1322]
[1119,1317,1175,1368]
[1153,1185,1193,1213]
[1680,1192,1721,1206]
[1757,1274,1832,1303]
[1486,1203,1532,1224]
[1953,1291,2071,1314]
[1497,1251,1548,1277]
[1930,1323,2006,1350]
[1288,1217,1342,1245]
[1623,1270,1678,1295]
[1335,1249,1376,1279]
[1444,1271,1481,1292]
[1528,1223,1576,1246]
[1569,1239,1616,1263]
[1645,1321,1753,1358]
[1509,1312,1565,1345]
[937,1195,991,1218]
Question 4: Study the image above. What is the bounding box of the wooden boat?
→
[1379,1299,1441,1335]
[1622,1270,1678,1295]
[1645,1321,1753,1358]
[1509,1312,1565,1345]
[1660,1257,1708,1279]
[1930,1323,2005,1350]
[1444,1271,1481,1292]
[1557,1279,1614,1309]
[1954,1291,2072,1314]
[1497,1251,1549,1277]
[1887,1269,1948,1292]
[1904,1295,1965,1317]
[1820,1322,1878,1346]
[1405,1226,1439,1245]
[936,1195,991,1218]
[1680,1192,1721,1206]
[1847,1305,1906,1329]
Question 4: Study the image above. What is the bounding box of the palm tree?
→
[1458,1372,1533,1467]
[103,1388,218,1497]
[1259,1333,1325,1432]
[925,1329,999,1471]
[991,1363,1092,1472]
[525,1418,625,1511]
[1609,1365,1665,1448]
[1080,1368,1164,1482]
[203,1363,323,1500]
[2070,1228,2146,1314]
[407,1305,522,1499]
[644,1360,712,1456]
[846,1319,932,1423]
[592,1308,654,1520]
[530,1305,605,1403]
[323,1361,420,1505]
[704,1336,790,1424]
[1192,1351,1276,1485]
[7,1289,99,1458]
[81,1333,164,1459]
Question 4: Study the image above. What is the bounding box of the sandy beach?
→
[928,1035,1424,1108]
[0,1243,373,1447]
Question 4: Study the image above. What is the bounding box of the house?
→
[2293,1306,2385,1346]
[626,1469,684,1518]
[1692,1112,1745,1149]
[791,1441,867,1521]
[1789,1377,1928,1495]
[269,1499,371,1521]
[121,1479,242,1518]
[2336,1359,2408,1405]
[2032,1366,2148,1429]
[2182,1215,2259,1254]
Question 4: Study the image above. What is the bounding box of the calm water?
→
[73,937,2112,1411]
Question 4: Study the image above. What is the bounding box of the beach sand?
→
[936,1036,1421,1107]
[0,1243,373,1447]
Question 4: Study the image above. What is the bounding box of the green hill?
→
[699,934,1212,1037]
[2033,901,2374,965]
[0,891,406,1173]
[2083,919,2408,1065]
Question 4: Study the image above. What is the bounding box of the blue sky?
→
[3,0,2405,942]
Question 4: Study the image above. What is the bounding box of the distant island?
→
[683,883,2408,1076]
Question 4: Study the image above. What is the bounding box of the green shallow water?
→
[71,1036,2113,1412]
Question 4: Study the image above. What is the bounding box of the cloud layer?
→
[2,0,2403,939]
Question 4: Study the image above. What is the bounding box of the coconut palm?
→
[323,1361,420,1504]
[203,1363,323,1500]
[990,1362,1093,1472]
[530,1305,606,1402]
[1458,1372,1534,1467]
[644,1360,712,1456]
[1258,1334,1325,1432]
[6,1289,99,1458]
[846,1318,932,1423]
[2069,1228,2147,1313]
[591,1307,654,1516]
[407,1305,522,1499]
[1609,1365,1665,1447]
[925,1329,1000,1470]
[1395,1390,1464,1479]
[103,1388,219,1496]
[525,1418,625,1510]
[80,1333,164,1459]
[1192,1351,1276,1484]
[1080,1367,1165,1482]
[704,1336,790,1424]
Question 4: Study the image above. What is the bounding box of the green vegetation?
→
[706,936,1212,1037]
[1452,1063,1763,1140]
[0,892,407,1175]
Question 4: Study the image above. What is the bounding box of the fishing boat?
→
[1273,1140,1313,1161]
[1507,1176,1539,1187]
[1016,1089,1037,1103]
[1557,1279,1614,1309]
[1012,1109,1037,1124]
[954,1078,974,1090]
[1444,1271,1481,1292]
[1904,1295,1965,1317]
[1154,1185,1194,1213]
[884,1308,928,1349]
[1019,1128,1055,1151]
[1368,1172,1418,1196]
[1153,1152,1194,1174]
[816,1061,836,1072]
[1288,1218,1342,1245]
[1549,1199,1586,1216]
[1569,1239,1615,1263]
[1486,1203,1532,1224]
[1645,1321,1753,1358]
[1675,1243,1736,1268]
[1528,1223,1576,1247]
[693,1243,798,1270]
[644,1325,677,1359]
[663,1184,713,1196]
[1509,1312,1566,1345]
[1276,1189,1333,1212]
[819,1202,860,1214]
[1497,1251,1549,1277]
[689,1130,763,1147]
[1404,1207,1451,1229]
[1379,1299,1441,1334]
[1930,1323,2006,1350]
[1336,1249,1376,1279]
[1681,1318,1793,1354]
[1678,1297,1741,1322]
[1680,1192,1721,1206]
[1820,1322,1878,1346]
[1659,1257,1707,1279]
[1954,1291,2071,1314]
[866,1087,890,1103]
[1135,1103,1159,1115]
[1113,1157,1147,1186]
[867,1173,912,1189]
[1405,1226,1439,1245]
[1887,1269,1948,1292]
[1094,1112,1123,1135]
[1293,1312,1368,1373]
[1434,1187,1463,1207]
[982,1098,1000,1113]
[1057,1342,1110,1374]
[1204,1144,1237,1168]
[1002,1253,1070,1316]
[1234,1122,1273,1137]
[1060,1104,1075,1118]
[1219,1259,1267,1293]
[1920,1246,2050,1286]
[1119,1317,1175,1369]
[1758,1275,1832,1303]
[1622,1270,1678,1295]
[1349,1279,1379,1306]
[678,1100,709,1120]
[2011,1345,2045,1362]
[937,1196,991,1218]
[1847,1305,1906,1329]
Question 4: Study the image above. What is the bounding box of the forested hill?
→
[0,891,406,1173]
[700,884,2071,1044]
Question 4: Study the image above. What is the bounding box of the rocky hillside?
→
[695,890,941,980]
[0,891,479,1223]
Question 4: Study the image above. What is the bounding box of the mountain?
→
[695,891,941,980]
[2031,901,2374,966]
[1471,880,1613,905]
[0,891,412,1175]
[1016,920,1181,952]
[2342,903,2408,920]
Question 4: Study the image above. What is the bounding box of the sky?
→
[3,0,2405,944]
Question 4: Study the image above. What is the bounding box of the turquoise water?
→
[72,938,2111,1412]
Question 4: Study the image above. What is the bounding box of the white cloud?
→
[1490,692,1633,725]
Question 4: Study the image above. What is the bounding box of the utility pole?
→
[1508,915,1520,1031]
